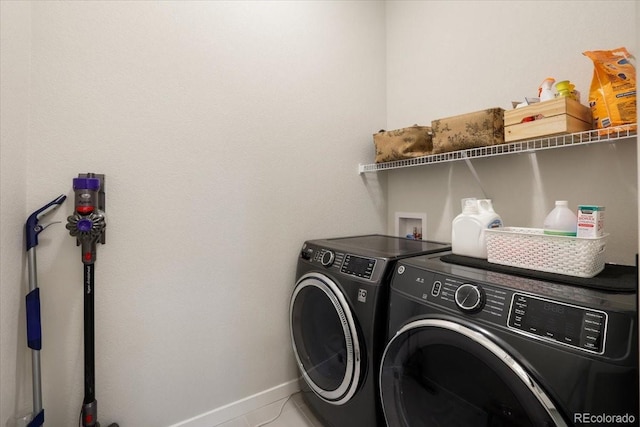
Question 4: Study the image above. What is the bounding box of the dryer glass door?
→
[290,273,361,405]
[380,319,568,427]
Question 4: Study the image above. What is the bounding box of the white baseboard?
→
[168,379,301,427]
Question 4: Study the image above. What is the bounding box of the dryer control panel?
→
[341,254,376,280]
[300,243,379,281]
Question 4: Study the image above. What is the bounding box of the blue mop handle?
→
[26,411,44,427]
[26,194,67,250]
[25,288,42,351]
[25,194,66,348]
[24,194,66,427]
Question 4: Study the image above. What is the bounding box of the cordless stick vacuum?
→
[65,174,118,427]
[23,194,67,427]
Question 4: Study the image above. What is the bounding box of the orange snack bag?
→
[583,47,636,135]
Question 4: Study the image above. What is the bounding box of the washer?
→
[380,253,638,426]
[290,235,450,427]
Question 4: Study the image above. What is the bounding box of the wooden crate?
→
[504,97,593,142]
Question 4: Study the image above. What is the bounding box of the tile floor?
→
[215,392,325,427]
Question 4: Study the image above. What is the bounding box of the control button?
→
[321,250,335,267]
[431,281,442,297]
[397,266,405,274]
[300,247,313,260]
[454,283,485,313]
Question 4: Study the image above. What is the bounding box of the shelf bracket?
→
[462,154,489,199]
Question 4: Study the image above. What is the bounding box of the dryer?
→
[380,253,638,426]
[289,235,450,427]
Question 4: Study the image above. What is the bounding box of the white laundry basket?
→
[485,227,607,278]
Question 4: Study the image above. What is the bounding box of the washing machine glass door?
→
[380,319,568,427]
[290,272,361,405]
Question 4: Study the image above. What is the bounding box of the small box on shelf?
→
[431,108,505,154]
[504,97,593,142]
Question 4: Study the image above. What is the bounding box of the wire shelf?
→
[358,124,637,174]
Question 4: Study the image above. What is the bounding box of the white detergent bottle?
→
[452,198,503,259]
[543,200,577,236]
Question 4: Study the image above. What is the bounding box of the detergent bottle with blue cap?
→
[452,198,503,259]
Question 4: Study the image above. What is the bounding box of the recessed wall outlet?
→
[395,212,427,240]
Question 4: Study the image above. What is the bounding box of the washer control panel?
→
[454,283,485,313]
[395,267,510,321]
[393,262,610,355]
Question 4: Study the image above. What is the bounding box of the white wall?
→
[0,0,31,423]
[385,1,638,264]
[2,1,637,426]
[0,2,386,426]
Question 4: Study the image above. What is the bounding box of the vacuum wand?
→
[65,174,117,427]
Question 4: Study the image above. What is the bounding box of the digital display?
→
[509,293,606,353]
[519,299,583,344]
[342,255,376,279]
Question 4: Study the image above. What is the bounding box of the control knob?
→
[321,250,335,267]
[454,283,485,313]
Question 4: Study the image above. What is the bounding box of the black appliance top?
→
[439,253,637,293]
[400,253,637,311]
[314,234,451,259]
